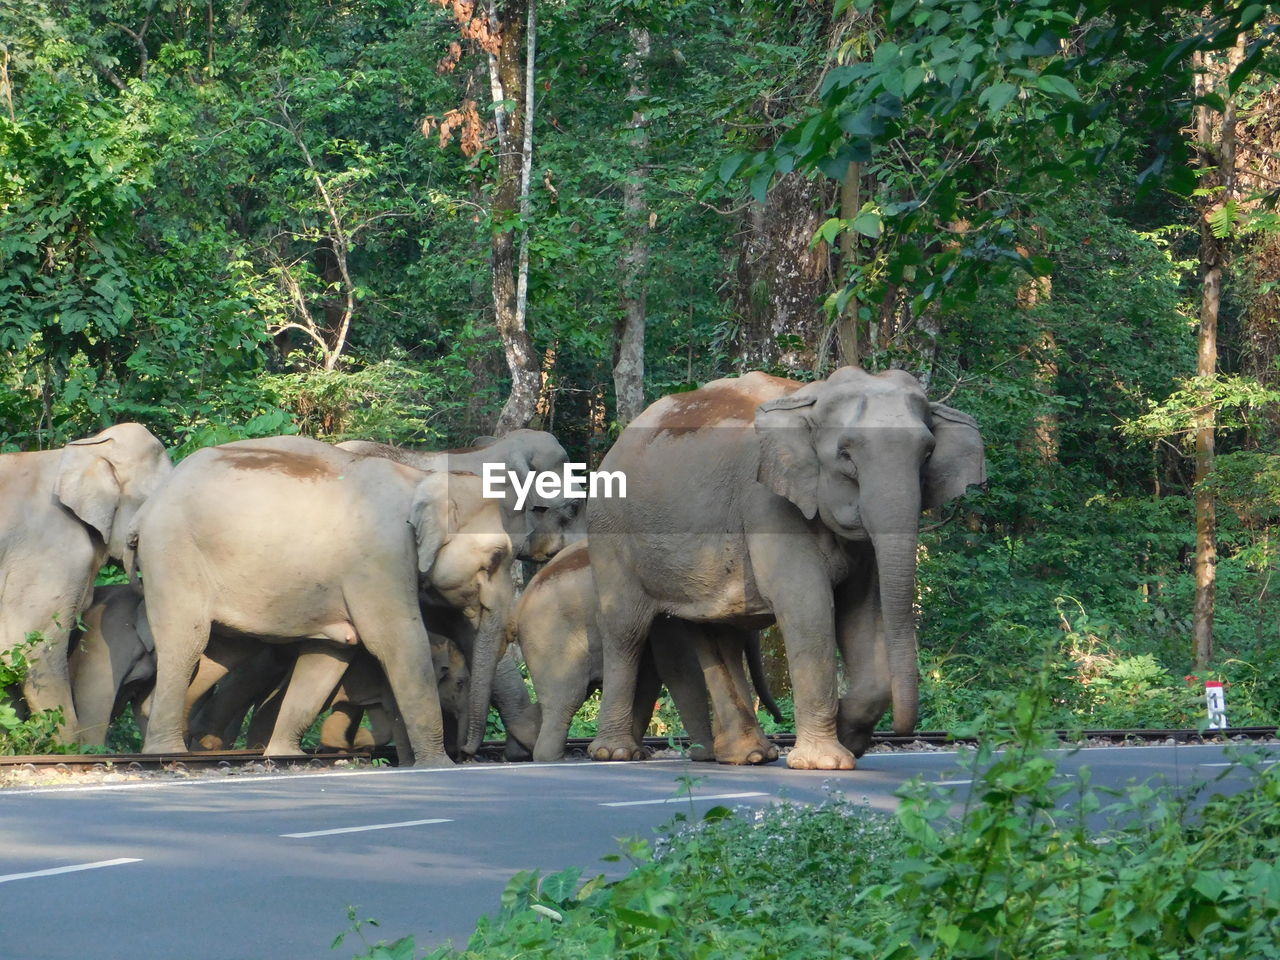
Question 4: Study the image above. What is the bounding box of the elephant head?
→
[430,634,471,756]
[411,471,514,757]
[483,429,578,562]
[754,367,985,735]
[55,423,173,563]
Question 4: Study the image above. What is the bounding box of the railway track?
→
[2,726,1274,772]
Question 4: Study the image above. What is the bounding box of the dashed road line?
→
[0,858,142,884]
[601,792,768,807]
[282,818,452,838]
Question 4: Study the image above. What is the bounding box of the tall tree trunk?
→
[489,0,541,435]
[836,162,862,369]
[1191,37,1243,669]
[613,26,650,427]
[733,173,831,373]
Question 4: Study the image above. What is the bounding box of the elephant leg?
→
[190,647,286,750]
[746,533,854,771]
[366,704,393,746]
[244,688,283,749]
[182,634,258,740]
[682,624,775,765]
[835,562,890,759]
[356,612,450,767]
[588,578,657,763]
[264,643,353,757]
[629,644,662,746]
[532,679,591,762]
[492,650,537,761]
[67,611,120,748]
[142,600,213,754]
[319,702,363,750]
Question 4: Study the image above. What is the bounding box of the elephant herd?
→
[0,366,985,771]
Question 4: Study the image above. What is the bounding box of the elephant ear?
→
[55,437,122,547]
[924,402,987,510]
[470,436,499,449]
[754,391,820,520]
[410,473,456,578]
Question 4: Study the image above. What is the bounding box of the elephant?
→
[67,583,155,747]
[133,435,522,766]
[0,422,171,739]
[510,539,783,763]
[585,368,985,770]
[314,638,470,761]
[338,430,579,758]
[227,635,471,762]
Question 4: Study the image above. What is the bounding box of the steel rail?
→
[2,726,1273,772]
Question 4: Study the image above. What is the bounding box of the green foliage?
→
[341,680,1280,960]
[0,634,71,755]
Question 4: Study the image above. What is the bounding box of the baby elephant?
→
[315,638,471,762]
[511,540,782,763]
[190,634,470,762]
[67,583,155,747]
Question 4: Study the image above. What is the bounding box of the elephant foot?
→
[714,731,780,765]
[195,734,227,751]
[589,736,649,762]
[786,738,856,771]
[687,742,716,762]
[411,753,455,768]
[504,739,533,762]
[263,738,304,757]
[142,737,188,755]
[839,726,875,759]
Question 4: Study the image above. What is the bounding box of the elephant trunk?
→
[463,614,504,757]
[864,490,922,736]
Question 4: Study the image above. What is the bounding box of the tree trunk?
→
[835,162,862,369]
[733,173,831,373]
[489,0,541,435]
[1191,36,1244,669]
[613,26,650,427]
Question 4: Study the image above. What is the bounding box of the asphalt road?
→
[0,741,1276,960]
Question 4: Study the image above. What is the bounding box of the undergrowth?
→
[338,672,1280,960]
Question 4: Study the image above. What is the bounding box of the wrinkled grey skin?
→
[511,539,784,763]
[338,430,576,562]
[586,368,985,770]
[0,423,171,739]
[67,583,155,747]
[134,435,518,766]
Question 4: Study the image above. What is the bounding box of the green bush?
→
[0,634,72,755]
[339,678,1280,960]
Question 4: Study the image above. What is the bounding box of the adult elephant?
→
[586,368,985,770]
[339,430,578,757]
[0,423,171,739]
[134,436,518,766]
[512,539,783,763]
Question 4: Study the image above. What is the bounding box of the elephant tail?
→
[746,633,784,724]
[123,527,142,588]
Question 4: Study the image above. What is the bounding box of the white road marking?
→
[601,791,767,807]
[0,758,688,797]
[282,818,453,838]
[1200,759,1278,768]
[0,858,141,884]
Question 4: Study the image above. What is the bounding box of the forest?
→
[4,0,1280,735]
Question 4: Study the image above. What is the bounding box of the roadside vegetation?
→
[341,681,1280,960]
